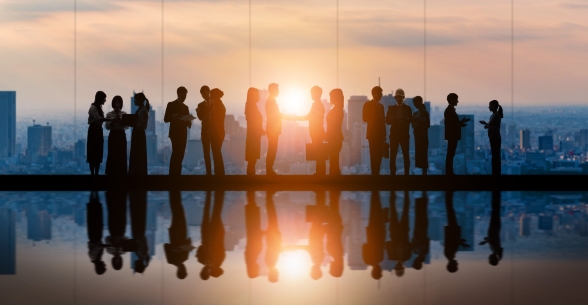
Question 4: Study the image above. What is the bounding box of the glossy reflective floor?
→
[1,190,587,305]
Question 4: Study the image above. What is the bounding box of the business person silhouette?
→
[325,190,344,278]
[244,190,263,278]
[296,86,326,175]
[87,191,106,275]
[480,191,503,266]
[265,190,282,282]
[363,86,386,175]
[196,191,212,280]
[87,91,111,175]
[104,190,128,271]
[164,87,193,176]
[386,89,412,175]
[165,191,195,279]
[444,93,469,176]
[128,93,150,176]
[196,86,213,175]
[411,191,430,270]
[412,96,430,175]
[245,88,265,175]
[363,191,387,279]
[209,89,226,176]
[128,191,150,273]
[105,96,128,176]
[479,100,503,176]
[444,191,470,273]
[326,89,345,175]
[265,83,284,176]
[308,191,327,280]
[387,191,412,277]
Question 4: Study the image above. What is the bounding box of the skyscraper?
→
[347,96,368,165]
[538,135,553,151]
[457,114,475,160]
[27,122,52,164]
[0,208,16,275]
[520,129,531,150]
[507,123,517,148]
[0,91,16,158]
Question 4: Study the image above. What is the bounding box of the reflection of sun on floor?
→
[277,249,312,279]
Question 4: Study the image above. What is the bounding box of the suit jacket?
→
[307,101,325,141]
[265,97,282,138]
[164,101,191,140]
[196,100,211,136]
[444,105,462,141]
[362,100,386,141]
[386,104,413,140]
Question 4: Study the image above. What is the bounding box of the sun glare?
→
[280,87,310,116]
[276,250,312,279]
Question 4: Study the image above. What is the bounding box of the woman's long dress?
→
[325,107,344,175]
[412,109,430,169]
[105,110,128,175]
[129,106,149,175]
[245,104,263,161]
[86,105,104,165]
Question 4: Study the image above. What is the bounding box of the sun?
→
[280,87,310,116]
[276,249,312,279]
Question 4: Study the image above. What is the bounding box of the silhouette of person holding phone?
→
[386,89,412,175]
[87,191,106,275]
[87,91,111,175]
[480,190,503,266]
[363,191,387,279]
[363,86,386,175]
[296,86,326,175]
[196,86,213,175]
[164,87,193,176]
[165,191,195,279]
[444,93,470,176]
[265,84,284,176]
[479,100,503,176]
[326,89,345,175]
[245,88,265,175]
[105,96,128,176]
[444,191,470,273]
[209,89,226,175]
[128,93,150,176]
[387,191,411,277]
[412,96,430,175]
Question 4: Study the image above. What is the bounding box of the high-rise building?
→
[538,135,553,151]
[347,96,368,166]
[27,122,52,164]
[184,139,204,168]
[0,208,16,275]
[27,209,52,242]
[507,123,517,148]
[457,115,475,160]
[578,129,588,149]
[520,129,531,150]
[75,139,86,160]
[0,91,16,158]
[429,125,444,149]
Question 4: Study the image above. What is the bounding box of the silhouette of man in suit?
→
[480,190,503,266]
[265,84,283,175]
[165,86,192,176]
[265,190,282,282]
[244,190,263,279]
[444,93,470,175]
[196,86,212,175]
[411,191,430,270]
[363,86,386,175]
[165,191,195,279]
[87,191,106,275]
[363,191,387,279]
[386,191,411,277]
[297,86,326,175]
[386,89,412,175]
[444,191,470,273]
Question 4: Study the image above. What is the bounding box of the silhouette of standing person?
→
[87,91,111,175]
[363,191,387,279]
[265,190,282,282]
[480,190,503,266]
[386,191,411,277]
[105,96,128,176]
[87,191,106,275]
[296,86,326,175]
[444,191,470,273]
[209,89,226,176]
[196,86,213,175]
[164,87,193,176]
[245,88,265,175]
[265,83,284,176]
[479,100,503,176]
[128,93,150,176]
[244,190,263,278]
[363,86,386,175]
[196,191,212,280]
[444,93,470,175]
[326,89,345,176]
[412,96,430,175]
[411,191,430,270]
[165,191,195,279]
[386,89,412,175]
[325,190,344,278]
[128,191,150,273]
[104,190,128,271]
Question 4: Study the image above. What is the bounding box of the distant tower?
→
[0,91,16,158]
[27,122,52,164]
[520,129,531,150]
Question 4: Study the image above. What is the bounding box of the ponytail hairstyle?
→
[93,91,106,117]
[490,100,503,119]
[245,87,260,115]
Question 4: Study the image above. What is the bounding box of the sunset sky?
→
[1,0,587,116]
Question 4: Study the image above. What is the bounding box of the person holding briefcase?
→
[296,86,327,175]
[385,88,412,175]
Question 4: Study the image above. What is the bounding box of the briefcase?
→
[306,143,329,161]
[383,142,390,159]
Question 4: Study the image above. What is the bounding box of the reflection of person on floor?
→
[411,192,430,270]
[209,191,226,278]
[104,191,128,271]
[480,191,503,266]
[308,191,326,280]
[387,191,412,277]
[196,191,212,279]
[325,190,344,278]
[165,191,195,279]
[244,191,263,278]
[128,191,150,274]
[265,191,283,283]
[363,191,387,279]
[444,191,470,273]
[87,191,106,275]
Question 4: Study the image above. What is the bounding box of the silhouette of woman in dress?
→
[128,93,150,176]
[209,89,226,175]
[245,88,264,175]
[326,89,345,175]
[412,96,430,175]
[479,100,503,175]
[105,96,128,175]
[87,91,110,175]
